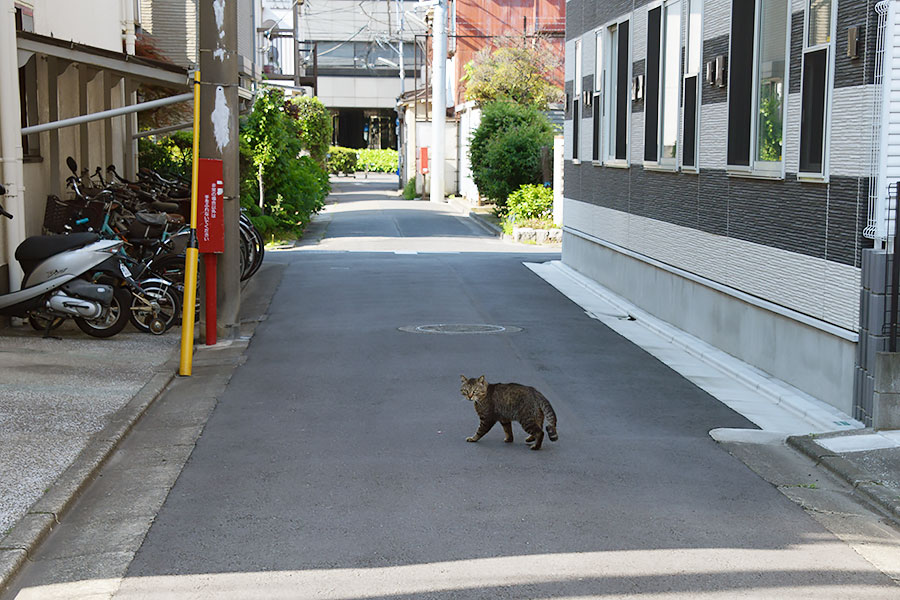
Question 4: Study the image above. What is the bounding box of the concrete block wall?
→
[856,249,898,426]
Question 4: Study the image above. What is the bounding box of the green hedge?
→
[327,147,399,174]
[468,101,554,212]
[357,148,398,173]
[327,146,358,175]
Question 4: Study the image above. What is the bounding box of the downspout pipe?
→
[1,0,26,291]
[122,0,136,55]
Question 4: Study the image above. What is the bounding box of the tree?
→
[462,41,563,110]
[468,101,554,209]
[286,95,333,167]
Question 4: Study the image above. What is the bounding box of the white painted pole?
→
[0,0,26,291]
[429,0,446,203]
[22,93,194,136]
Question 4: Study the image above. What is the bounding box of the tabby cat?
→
[459,375,559,450]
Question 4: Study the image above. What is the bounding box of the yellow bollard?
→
[179,70,201,376]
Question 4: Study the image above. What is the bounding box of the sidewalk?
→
[0,262,284,591]
[527,261,900,529]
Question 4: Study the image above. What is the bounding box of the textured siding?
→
[563,197,861,330]
[140,0,198,68]
[699,101,727,170]
[831,86,877,178]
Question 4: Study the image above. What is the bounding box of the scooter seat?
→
[15,233,100,274]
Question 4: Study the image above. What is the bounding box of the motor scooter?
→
[0,183,151,337]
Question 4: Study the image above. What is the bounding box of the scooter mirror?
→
[66,156,78,174]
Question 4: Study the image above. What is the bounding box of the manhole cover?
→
[399,324,522,335]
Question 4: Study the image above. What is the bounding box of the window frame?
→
[573,39,582,163]
[681,0,703,174]
[797,0,836,183]
[593,28,604,164]
[599,15,632,168]
[726,0,791,180]
[644,0,684,172]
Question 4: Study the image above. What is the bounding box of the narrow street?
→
[4,176,900,599]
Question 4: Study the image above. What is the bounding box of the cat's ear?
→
[477,375,485,384]
[460,374,467,383]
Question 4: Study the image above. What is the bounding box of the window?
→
[727,0,789,176]
[599,18,630,164]
[573,40,582,161]
[799,0,834,178]
[593,30,603,162]
[645,1,682,168]
[682,0,703,171]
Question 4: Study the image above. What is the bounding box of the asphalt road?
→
[6,176,900,598]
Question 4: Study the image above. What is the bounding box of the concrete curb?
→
[0,359,177,594]
[446,197,502,236]
[787,434,900,527]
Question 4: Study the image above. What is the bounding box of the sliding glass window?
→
[573,39,582,161]
[593,30,603,162]
[644,1,681,168]
[601,19,630,164]
[682,0,702,171]
[727,0,789,176]
[799,0,834,178]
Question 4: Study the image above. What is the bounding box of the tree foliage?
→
[286,95,333,166]
[462,42,563,110]
[468,101,554,209]
[240,87,330,236]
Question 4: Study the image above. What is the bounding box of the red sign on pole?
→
[197,158,224,254]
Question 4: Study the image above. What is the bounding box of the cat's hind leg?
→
[522,421,544,450]
[467,418,496,442]
[500,421,514,443]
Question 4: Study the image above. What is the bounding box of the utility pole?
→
[429,0,447,203]
[396,0,405,189]
[199,0,241,340]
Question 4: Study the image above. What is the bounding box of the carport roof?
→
[16,30,189,89]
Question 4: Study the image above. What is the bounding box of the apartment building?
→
[562,0,881,419]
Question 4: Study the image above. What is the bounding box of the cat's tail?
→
[539,393,559,442]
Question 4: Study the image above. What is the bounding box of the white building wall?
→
[32,0,125,53]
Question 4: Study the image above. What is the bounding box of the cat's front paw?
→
[466,436,478,442]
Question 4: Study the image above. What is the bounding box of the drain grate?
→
[399,324,522,335]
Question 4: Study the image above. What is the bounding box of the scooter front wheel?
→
[74,287,130,338]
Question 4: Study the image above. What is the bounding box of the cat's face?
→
[460,375,487,401]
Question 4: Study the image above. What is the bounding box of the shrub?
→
[402,176,417,200]
[357,148,398,173]
[240,88,330,237]
[327,146,358,174]
[137,130,193,180]
[468,101,554,211]
[506,184,554,222]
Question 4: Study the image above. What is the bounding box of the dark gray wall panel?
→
[701,35,729,105]
[632,59,645,112]
[834,0,875,89]
[565,160,866,267]
[827,177,864,267]
[579,163,631,213]
[789,11,803,95]
[566,0,584,41]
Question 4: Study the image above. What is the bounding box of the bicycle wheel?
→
[129,279,181,334]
